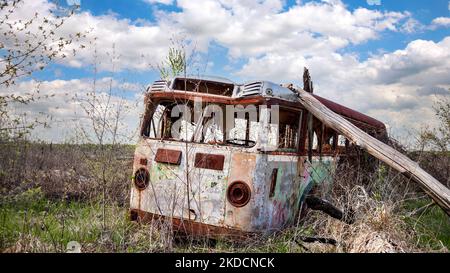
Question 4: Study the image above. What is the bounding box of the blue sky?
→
[2,0,450,143]
[35,0,450,86]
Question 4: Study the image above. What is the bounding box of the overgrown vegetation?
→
[0,139,449,252]
[0,9,448,251]
[415,98,450,188]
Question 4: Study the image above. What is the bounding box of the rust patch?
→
[154,148,182,165]
[129,209,252,239]
[129,209,138,221]
[194,153,225,171]
[147,91,265,105]
[139,158,148,165]
[225,153,257,230]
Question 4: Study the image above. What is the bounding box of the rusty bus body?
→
[129,76,387,237]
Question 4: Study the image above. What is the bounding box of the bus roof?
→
[146,76,386,131]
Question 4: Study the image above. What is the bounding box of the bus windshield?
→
[141,102,258,148]
[141,101,302,151]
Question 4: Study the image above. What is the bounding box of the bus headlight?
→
[134,168,150,190]
[227,181,251,207]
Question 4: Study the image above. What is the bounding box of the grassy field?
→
[402,199,450,250]
[0,142,449,253]
[1,186,449,253]
[0,187,309,253]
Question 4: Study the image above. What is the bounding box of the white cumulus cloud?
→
[431,17,450,28]
[3,0,449,142]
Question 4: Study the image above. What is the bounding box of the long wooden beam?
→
[294,88,450,216]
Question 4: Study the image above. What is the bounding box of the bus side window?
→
[312,131,319,151]
[337,135,347,153]
[278,110,301,151]
[148,104,165,138]
[322,128,338,154]
[142,104,164,138]
[311,117,322,153]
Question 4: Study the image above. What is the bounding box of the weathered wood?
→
[294,88,450,216]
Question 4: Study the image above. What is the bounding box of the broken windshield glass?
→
[142,102,259,148]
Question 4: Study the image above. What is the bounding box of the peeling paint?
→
[131,138,335,234]
[130,76,383,236]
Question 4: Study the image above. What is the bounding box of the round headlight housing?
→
[227,181,251,207]
[134,168,149,190]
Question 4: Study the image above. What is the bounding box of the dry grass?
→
[297,154,449,253]
[1,142,449,253]
[301,187,416,253]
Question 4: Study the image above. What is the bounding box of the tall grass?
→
[0,142,449,253]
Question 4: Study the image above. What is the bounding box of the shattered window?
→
[146,104,165,139]
[307,116,341,154]
[312,131,319,151]
[194,104,225,144]
[338,135,347,146]
[142,102,304,150]
[203,122,224,143]
[277,110,301,151]
[172,78,234,96]
[322,128,337,153]
[143,103,195,141]
[227,112,258,147]
[143,102,258,147]
[337,135,348,152]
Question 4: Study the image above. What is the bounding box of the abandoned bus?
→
[129,75,387,237]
